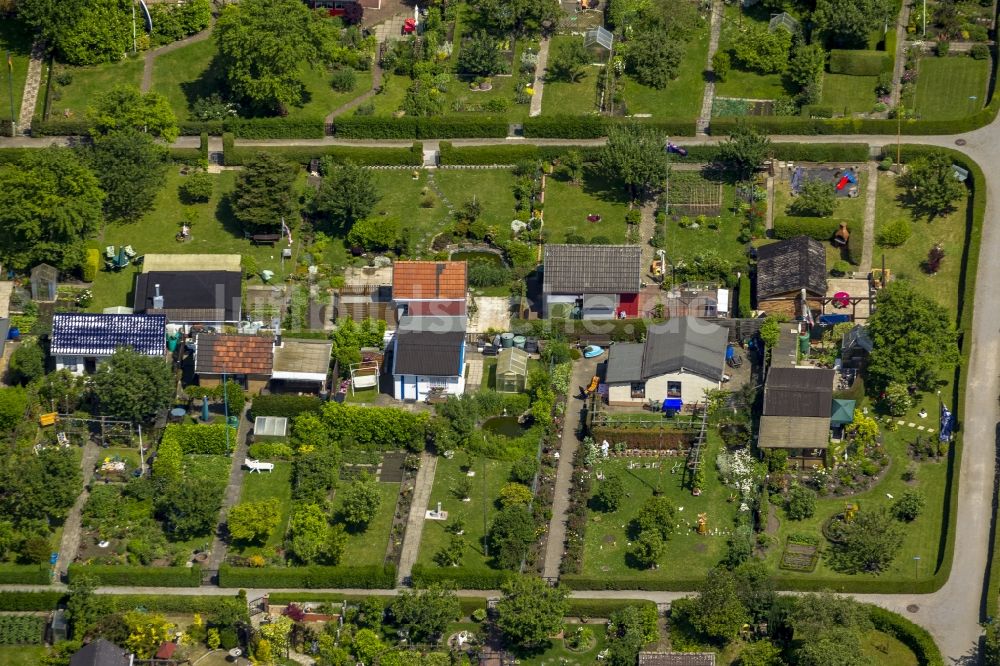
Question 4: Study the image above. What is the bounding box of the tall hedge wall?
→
[161,422,236,455]
[218,564,396,589]
[772,216,846,241]
[249,394,323,420]
[0,565,49,585]
[332,116,508,139]
[409,565,513,589]
[0,591,64,610]
[521,116,697,139]
[438,142,603,166]
[224,143,423,167]
[67,564,202,587]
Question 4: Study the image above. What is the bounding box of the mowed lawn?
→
[235,462,293,557]
[433,169,517,242]
[0,20,34,123]
[822,74,878,114]
[543,172,631,244]
[621,22,710,119]
[331,481,399,567]
[46,56,144,119]
[915,57,990,120]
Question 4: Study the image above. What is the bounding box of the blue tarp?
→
[940,404,953,442]
[726,345,735,360]
[662,398,683,411]
[818,314,851,325]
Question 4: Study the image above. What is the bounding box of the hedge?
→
[248,394,323,420]
[179,120,224,136]
[0,148,35,164]
[409,565,513,589]
[67,564,201,587]
[737,273,751,318]
[438,142,604,166]
[168,146,203,165]
[218,564,396,589]
[708,110,996,135]
[770,143,870,162]
[0,592,64,611]
[0,565,49,585]
[83,248,100,282]
[332,116,508,139]
[222,132,235,165]
[521,116,697,139]
[225,117,325,139]
[772,216,846,241]
[95,594,241,614]
[30,117,90,137]
[829,50,892,76]
[566,599,657,618]
[224,143,423,167]
[561,574,706,591]
[161,422,236,455]
[868,605,943,666]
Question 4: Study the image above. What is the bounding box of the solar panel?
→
[50,313,167,357]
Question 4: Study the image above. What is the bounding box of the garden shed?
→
[30,263,58,302]
[495,347,529,393]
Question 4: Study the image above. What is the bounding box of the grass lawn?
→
[543,172,631,244]
[873,172,970,308]
[236,462,293,557]
[519,622,610,665]
[370,169,452,254]
[331,481,399,567]
[773,168,869,224]
[581,430,738,583]
[715,70,791,101]
[46,56,144,120]
[433,169,516,241]
[661,176,748,267]
[90,168,293,311]
[0,20,34,123]
[416,456,514,573]
[621,22,710,118]
[481,358,497,391]
[915,57,990,120]
[541,35,598,116]
[150,37,219,122]
[860,629,920,665]
[0,647,49,666]
[370,72,410,115]
[294,63,374,122]
[822,74,878,115]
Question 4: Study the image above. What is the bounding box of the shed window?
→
[630,382,645,399]
[667,381,682,398]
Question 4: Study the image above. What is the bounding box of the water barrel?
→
[500,333,514,348]
[166,333,180,352]
[513,335,526,349]
[7,327,19,341]
[798,334,810,354]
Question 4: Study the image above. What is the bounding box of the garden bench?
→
[251,234,280,246]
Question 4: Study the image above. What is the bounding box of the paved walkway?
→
[638,200,658,281]
[859,160,879,273]
[55,442,101,579]
[695,0,724,135]
[542,357,597,579]
[395,451,437,585]
[529,38,550,118]
[141,26,214,93]
[465,359,483,392]
[206,405,252,573]
[16,40,46,135]
[889,2,913,107]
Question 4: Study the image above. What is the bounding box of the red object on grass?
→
[156,643,177,659]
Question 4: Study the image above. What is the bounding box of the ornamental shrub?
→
[877,218,911,247]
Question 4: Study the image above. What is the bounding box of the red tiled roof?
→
[195,333,273,376]
[406,300,467,317]
[392,261,467,300]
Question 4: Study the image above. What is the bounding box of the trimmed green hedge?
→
[222,132,235,165]
[566,599,657,618]
[67,564,201,587]
[0,592,64,611]
[521,116,697,139]
[218,564,396,589]
[225,117,325,139]
[708,109,997,135]
[560,575,705,591]
[162,422,236,455]
[0,148,35,164]
[771,143,870,162]
[437,142,604,166]
[224,143,423,167]
[179,120,224,136]
[409,565,513,589]
[0,565,49,585]
[249,394,323,420]
[772,216,845,241]
[829,50,892,76]
[30,118,90,137]
[868,605,943,666]
[332,116,508,139]
[97,594,240,614]
[168,146,203,165]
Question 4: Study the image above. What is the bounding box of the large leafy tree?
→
[685,568,750,644]
[0,147,103,271]
[155,477,221,540]
[865,281,959,392]
[813,0,893,48]
[899,151,967,219]
[625,29,684,89]
[467,0,561,36]
[20,0,131,65]
[214,0,341,114]
[91,347,174,423]
[389,585,461,643]
[495,577,569,648]
[89,129,169,223]
[339,472,381,529]
[830,506,904,574]
[227,499,281,544]
[548,38,590,83]
[286,502,347,565]
[232,152,299,232]
[457,31,506,78]
[313,161,380,232]
[790,593,873,666]
[87,85,178,142]
[606,605,658,666]
[717,125,771,179]
[487,505,535,570]
[731,24,792,74]
[0,445,81,523]
[599,124,671,200]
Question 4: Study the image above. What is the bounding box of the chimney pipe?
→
[152,283,164,310]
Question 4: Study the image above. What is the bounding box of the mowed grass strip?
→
[915,57,990,120]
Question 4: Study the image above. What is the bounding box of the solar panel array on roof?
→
[51,313,166,357]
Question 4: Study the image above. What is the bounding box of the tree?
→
[467,0,561,36]
[831,506,904,573]
[346,216,399,252]
[785,484,817,520]
[600,124,671,200]
[865,281,960,393]
[351,628,385,665]
[91,347,173,423]
[625,28,684,89]
[877,218,911,247]
[488,505,535,570]
[717,125,771,179]
[313,162,380,232]
[627,529,666,569]
[292,443,340,502]
[510,455,539,485]
[796,627,873,666]
[156,477,221,540]
[20,0,131,65]
[686,568,750,644]
[123,611,174,659]
[434,534,467,567]
[731,24,792,74]
[0,387,28,431]
[87,85,178,142]
[7,341,45,386]
[606,604,659,666]
[232,153,298,232]
[738,640,784,666]
[65,575,99,640]
[549,39,590,83]
[340,472,382,528]
[594,474,625,512]
[89,129,170,223]
[0,446,81,523]
[287,503,345,565]
[712,50,731,82]
[227,499,281,544]
[495,577,569,648]
[215,0,341,113]
[179,172,214,204]
[330,318,385,373]
[630,495,676,539]
[788,42,826,90]
[560,150,584,185]
[257,615,294,658]
[789,179,837,217]
[390,585,461,643]
[900,151,967,219]
[892,489,926,521]
[458,31,506,78]
[498,481,534,508]
[813,0,893,48]
[0,148,104,271]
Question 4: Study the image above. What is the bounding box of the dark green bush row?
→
[566,599,656,618]
[266,593,488,617]
[226,118,325,139]
[829,50,892,75]
[709,112,993,135]
[437,142,603,165]
[168,146,203,165]
[772,216,848,241]
[96,594,240,614]
[0,120,11,137]
[218,564,395,589]
[409,565,513,589]
[561,575,705,591]
[801,104,835,119]
[868,605,943,666]
[30,117,90,137]
[0,592,63,611]
[249,394,323,420]
[521,115,696,139]
[222,132,235,163]
[333,116,508,139]
[225,143,423,167]
[179,120,224,136]
[0,565,49,585]
[0,148,35,164]
[771,143,870,162]
[67,564,201,587]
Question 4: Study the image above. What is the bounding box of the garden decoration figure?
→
[697,513,708,535]
[844,502,859,522]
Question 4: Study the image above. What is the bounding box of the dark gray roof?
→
[51,313,166,357]
[604,343,645,383]
[70,639,131,666]
[393,329,465,376]
[638,652,716,666]
[763,367,835,418]
[842,325,873,352]
[542,244,642,294]
[604,318,727,383]
[397,314,467,334]
[134,271,242,322]
[756,236,827,299]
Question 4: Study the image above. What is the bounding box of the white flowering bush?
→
[716,448,758,511]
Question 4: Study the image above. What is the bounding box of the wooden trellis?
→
[664,174,724,217]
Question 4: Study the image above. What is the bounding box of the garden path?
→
[325,61,384,124]
[206,404,252,574]
[529,38,550,118]
[54,441,101,579]
[695,0,724,135]
[890,2,913,107]
[859,160,879,273]
[15,39,46,135]
[638,200,658,282]
[542,356,599,580]
[140,25,214,93]
[395,451,437,585]
[765,176,774,231]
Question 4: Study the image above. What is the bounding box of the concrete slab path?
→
[396,451,437,585]
[206,405,253,573]
[55,441,101,579]
[529,38,550,118]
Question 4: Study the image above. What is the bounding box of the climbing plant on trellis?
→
[664,173,724,217]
